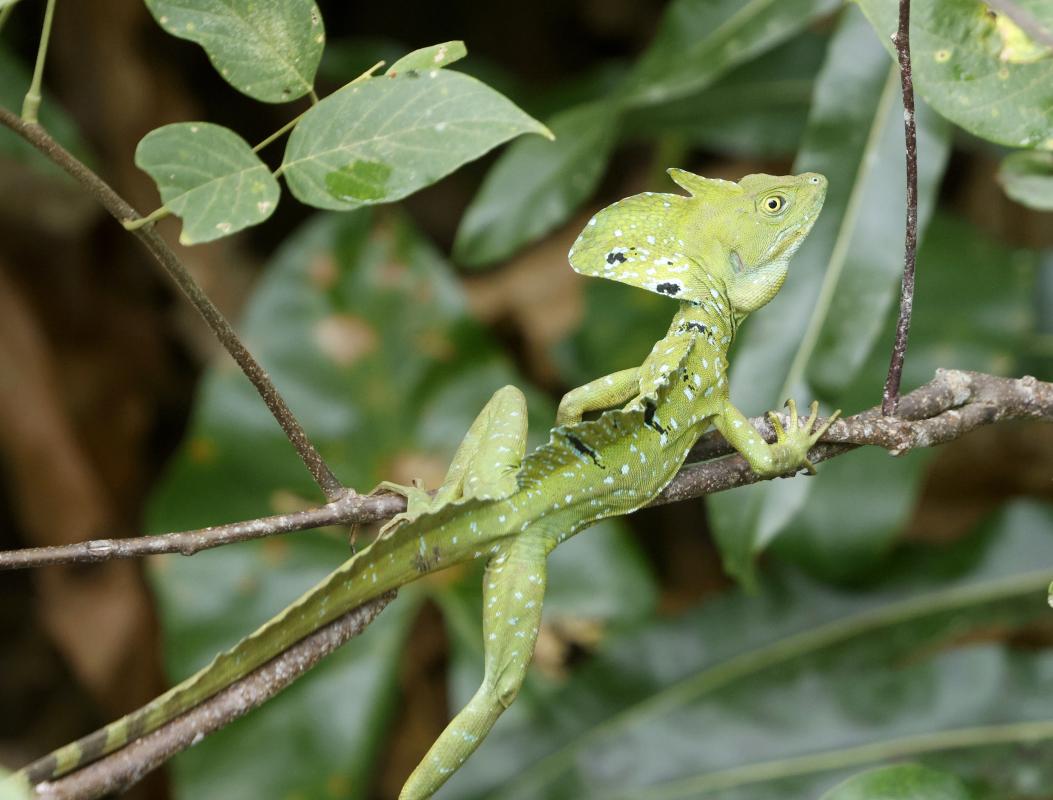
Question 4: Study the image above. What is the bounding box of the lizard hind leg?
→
[399,533,548,800]
[377,385,528,534]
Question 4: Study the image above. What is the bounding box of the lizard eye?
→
[762,195,786,214]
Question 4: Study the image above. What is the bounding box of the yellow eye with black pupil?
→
[764,196,784,212]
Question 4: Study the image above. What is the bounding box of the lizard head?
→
[701,171,827,315]
[568,169,826,314]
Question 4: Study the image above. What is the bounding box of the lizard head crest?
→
[568,170,826,314]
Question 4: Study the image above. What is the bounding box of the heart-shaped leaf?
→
[135,122,280,245]
[144,0,324,103]
[282,70,550,211]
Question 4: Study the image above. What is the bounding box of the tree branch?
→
[882,0,919,416]
[8,368,1051,798]
[31,593,395,800]
[3,369,1049,571]
[0,105,345,501]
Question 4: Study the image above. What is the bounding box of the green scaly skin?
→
[8,169,835,799]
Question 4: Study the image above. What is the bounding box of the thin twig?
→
[882,0,919,416]
[32,593,395,800]
[0,105,345,501]
[0,491,405,570]
[3,369,1049,571]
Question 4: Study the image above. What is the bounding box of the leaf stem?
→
[882,0,919,415]
[253,60,386,157]
[21,0,56,123]
[0,104,346,501]
[121,204,171,231]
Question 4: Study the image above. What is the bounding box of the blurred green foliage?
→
[142,0,1053,796]
[4,0,1050,796]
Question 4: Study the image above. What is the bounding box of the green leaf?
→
[708,5,951,585]
[628,30,827,158]
[998,150,1053,210]
[855,0,1053,149]
[144,0,324,103]
[386,40,467,75]
[442,502,1053,799]
[281,70,551,211]
[820,764,971,800]
[622,0,840,108]
[135,122,280,245]
[453,101,619,268]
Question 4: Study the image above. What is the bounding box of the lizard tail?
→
[10,532,420,789]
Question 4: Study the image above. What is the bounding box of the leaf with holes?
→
[856,0,1053,148]
[135,122,280,245]
[281,69,551,210]
[144,0,324,103]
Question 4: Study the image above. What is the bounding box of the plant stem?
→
[0,104,345,501]
[882,0,919,416]
[254,60,385,155]
[21,0,56,123]
[121,204,171,231]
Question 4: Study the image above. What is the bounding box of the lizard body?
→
[10,169,832,799]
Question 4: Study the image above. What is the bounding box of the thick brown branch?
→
[31,593,394,800]
[882,0,919,415]
[3,369,1048,571]
[0,105,344,501]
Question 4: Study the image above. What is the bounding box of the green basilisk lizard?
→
[10,169,835,799]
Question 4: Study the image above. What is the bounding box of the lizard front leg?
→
[713,398,840,478]
[400,531,549,800]
[556,367,640,425]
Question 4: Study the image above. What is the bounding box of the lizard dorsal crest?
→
[667,168,742,200]
[568,169,733,303]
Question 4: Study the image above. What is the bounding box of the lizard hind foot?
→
[371,479,435,537]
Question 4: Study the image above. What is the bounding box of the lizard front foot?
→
[766,399,841,475]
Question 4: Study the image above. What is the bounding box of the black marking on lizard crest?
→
[606,251,628,265]
[681,321,709,335]
[643,400,667,435]
[656,282,681,296]
[567,433,605,468]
